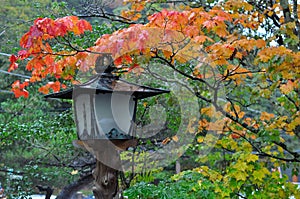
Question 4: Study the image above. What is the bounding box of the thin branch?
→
[0,89,13,94]
[152,53,214,89]
[273,141,300,159]
[0,169,25,175]
[0,69,31,79]
[77,9,136,25]
[227,97,240,119]
[214,102,259,134]
[0,30,5,37]
[229,128,300,162]
[284,94,300,111]
[0,52,11,57]
[144,62,212,103]
[292,0,300,40]
[226,97,253,108]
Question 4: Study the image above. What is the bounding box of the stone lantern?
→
[45,54,169,199]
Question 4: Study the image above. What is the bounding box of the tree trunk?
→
[280,0,292,23]
[175,160,181,174]
[36,185,53,199]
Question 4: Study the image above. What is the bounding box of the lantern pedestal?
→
[73,139,138,199]
[92,150,118,199]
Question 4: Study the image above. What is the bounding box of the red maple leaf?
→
[8,55,18,72]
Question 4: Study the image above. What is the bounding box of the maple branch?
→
[214,102,259,134]
[213,86,300,162]
[39,43,110,57]
[228,70,265,77]
[144,62,212,103]
[35,153,95,170]
[35,160,76,170]
[256,147,299,162]
[59,36,90,53]
[21,137,77,168]
[152,51,263,136]
[248,0,281,28]
[229,128,300,163]
[147,0,212,10]
[273,141,300,159]
[50,35,126,57]
[78,13,136,25]
[40,51,79,57]
[151,53,214,90]
[227,98,240,119]
[225,97,255,109]
[77,1,136,25]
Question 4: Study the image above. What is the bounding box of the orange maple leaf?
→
[11,80,29,98]
[280,80,295,94]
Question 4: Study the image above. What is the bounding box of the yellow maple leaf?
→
[197,136,204,143]
[172,135,179,142]
[287,116,300,131]
[267,11,274,17]
[201,107,213,117]
[243,2,253,11]
[233,161,248,172]
[246,154,259,162]
[260,111,275,121]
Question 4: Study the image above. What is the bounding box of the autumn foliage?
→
[9,2,299,96]
[9,16,92,97]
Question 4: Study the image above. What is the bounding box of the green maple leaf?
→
[253,168,270,181]
[233,171,247,181]
[233,161,248,171]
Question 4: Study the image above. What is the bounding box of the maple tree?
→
[7,0,300,198]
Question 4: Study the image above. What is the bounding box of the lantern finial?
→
[95,54,115,74]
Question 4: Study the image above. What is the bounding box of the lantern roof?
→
[45,73,169,100]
